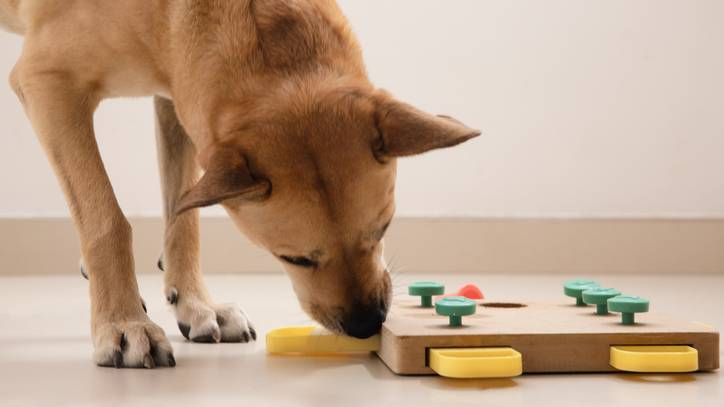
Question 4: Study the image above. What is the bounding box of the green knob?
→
[564,279,600,306]
[409,281,445,307]
[435,296,477,327]
[582,287,622,315]
[608,295,650,325]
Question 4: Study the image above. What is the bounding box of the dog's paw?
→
[93,318,175,368]
[167,288,256,343]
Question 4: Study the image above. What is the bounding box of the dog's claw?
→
[190,323,221,343]
[143,354,155,369]
[168,354,176,367]
[191,334,218,343]
[119,333,127,351]
[157,254,164,272]
[178,322,190,340]
[250,327,257,341]
[167,288,178,305]
[113,350,123,368]
[80,261,88,280]
[141,298,147,313]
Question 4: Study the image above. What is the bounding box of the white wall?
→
[1,0,722,218]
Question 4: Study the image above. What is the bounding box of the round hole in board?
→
[481,302,527,309]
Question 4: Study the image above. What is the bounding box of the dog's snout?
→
[341,304,387,339]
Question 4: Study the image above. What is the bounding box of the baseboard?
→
[0,217,722,275]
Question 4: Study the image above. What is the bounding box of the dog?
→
[0,0,480,368]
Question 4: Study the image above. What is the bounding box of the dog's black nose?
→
[341,305,387,339]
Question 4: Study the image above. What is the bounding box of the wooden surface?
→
[377,299,720,375]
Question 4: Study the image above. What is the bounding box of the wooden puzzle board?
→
[376,299,720,375]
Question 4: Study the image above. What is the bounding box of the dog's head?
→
[177,80,480,338]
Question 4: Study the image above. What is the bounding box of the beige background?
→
[1,0,723,218]
[2,217,723,275]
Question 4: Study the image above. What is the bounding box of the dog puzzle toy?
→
[563,279,600,306]
[408,281,445,307]
[608,295,650,325]
[435,296,477,327]
[266,278,718,378]
[438,283,485,300]
[266,326,379,354]
[582,287,622,315]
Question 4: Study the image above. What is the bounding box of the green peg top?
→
[608,295,650,325]
[564,279,600,306]
[582,287,622,315]
[435,296,477,327]
[409,281,445,307]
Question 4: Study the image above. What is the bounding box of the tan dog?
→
[0,0,479,368]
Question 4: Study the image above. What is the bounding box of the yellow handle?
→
[610,345,699,373]
[266,326,380,354]
[429,348,523,379]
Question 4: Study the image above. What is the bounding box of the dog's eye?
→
[280,255,318,268]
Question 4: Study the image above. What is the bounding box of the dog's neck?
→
[156,0,368,158]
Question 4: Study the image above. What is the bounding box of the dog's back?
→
[0,0,23,34]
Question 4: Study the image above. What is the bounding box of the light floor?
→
[0,273,722,407]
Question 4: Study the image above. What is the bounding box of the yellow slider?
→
[429,348,523,379]
[610,345,699,373]
[266,326,380,354]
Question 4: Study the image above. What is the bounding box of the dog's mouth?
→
[306,301,388,339]
[300,273,392,338]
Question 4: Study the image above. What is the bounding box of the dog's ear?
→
[374,95,481,160]
[176,148,270,215]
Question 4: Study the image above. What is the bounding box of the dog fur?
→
[0,0,479,368]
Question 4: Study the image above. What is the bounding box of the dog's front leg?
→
[154,96,256,343]
[11,67,175,368]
